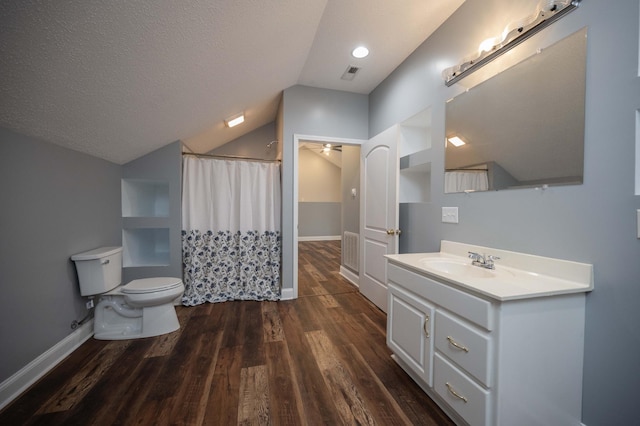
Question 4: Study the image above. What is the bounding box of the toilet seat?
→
[122,277,183,294]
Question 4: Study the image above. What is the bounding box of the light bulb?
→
[352,46,369,59]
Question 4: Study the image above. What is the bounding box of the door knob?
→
[386,229,402,235]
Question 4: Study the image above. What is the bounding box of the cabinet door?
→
[387,283,435,386]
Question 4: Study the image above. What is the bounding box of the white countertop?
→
[385,241,593,301]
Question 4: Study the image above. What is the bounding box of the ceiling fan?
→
[320,143,342,154]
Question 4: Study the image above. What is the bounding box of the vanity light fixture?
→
[352,46,369,59]
[225,112,245,128]
[448,136,466,147]
[442,0,581,86]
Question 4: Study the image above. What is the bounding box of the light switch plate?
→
[442,207,459,223]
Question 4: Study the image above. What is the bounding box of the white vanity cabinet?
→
[386,244,591,426]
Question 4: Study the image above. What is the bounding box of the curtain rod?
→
[182,152,281,163]
[445,168,487,172]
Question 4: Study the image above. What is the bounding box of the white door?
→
[359,125,399,312]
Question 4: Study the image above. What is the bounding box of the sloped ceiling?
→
[300,142,342,168]
[0,0,464,164]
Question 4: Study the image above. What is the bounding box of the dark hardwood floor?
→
[0,240,454,425]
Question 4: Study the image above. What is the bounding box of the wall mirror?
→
[444,28,587,193]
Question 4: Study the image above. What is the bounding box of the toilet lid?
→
[122,277,183,294]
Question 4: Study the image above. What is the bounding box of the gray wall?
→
[369,0,640,424]
[0,127,121,383]
[282,85,368,291]
[122,141,183,282]
[298,202,341,238]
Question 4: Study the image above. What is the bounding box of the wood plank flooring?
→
[0,240,454,425]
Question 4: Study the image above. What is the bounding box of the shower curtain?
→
[181,156,281,305]
[444,170,489,193]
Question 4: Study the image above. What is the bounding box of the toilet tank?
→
[71,246,123,296]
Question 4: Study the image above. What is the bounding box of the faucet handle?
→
[468,251,481,260]
[485,254,500,269]
[468,251,485,265]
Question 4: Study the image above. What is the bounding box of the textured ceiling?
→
[0,0,464,164]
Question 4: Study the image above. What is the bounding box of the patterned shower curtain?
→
[181,156,281,305]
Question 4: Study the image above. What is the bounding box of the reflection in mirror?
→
[444,28,587,193]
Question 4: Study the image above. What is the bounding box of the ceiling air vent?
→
[341,65,360,81]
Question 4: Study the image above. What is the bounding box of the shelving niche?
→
[122,179,169,217]
[399,108,432,203]
[121,178,170,268]
[122,228,170,267]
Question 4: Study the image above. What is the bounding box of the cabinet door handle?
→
[446,382,468,403]
[423,315,430,338]
[447,336,469,353]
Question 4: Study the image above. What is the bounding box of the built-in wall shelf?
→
[399,107,432,157]
[399,107,432,203]
[122,179,169,218]
[400,151,432,203]
[120,141,182,282]
[121,178,171,268]
[122,228,170,267]
[397,108,433,255]
[636,110,640,195]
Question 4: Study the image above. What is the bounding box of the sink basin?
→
[420,258,496,279]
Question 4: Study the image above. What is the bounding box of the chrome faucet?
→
[468,251,500,270]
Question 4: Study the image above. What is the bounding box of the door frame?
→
[291,134,366,299]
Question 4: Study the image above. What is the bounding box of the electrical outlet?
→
[442,207,459,223]
[86,299,94,309]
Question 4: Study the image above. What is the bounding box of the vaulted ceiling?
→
[0,0,464,164]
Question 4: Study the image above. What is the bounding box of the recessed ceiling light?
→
[447,136,466,147]
[352,46,369,59]
[225,112,244,128]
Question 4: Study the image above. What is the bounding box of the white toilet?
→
[71,246,184,340]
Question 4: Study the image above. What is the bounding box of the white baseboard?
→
[340,266,359,288]
[0,320,94,411]
[298,235,341,242]
[280,287,295,300]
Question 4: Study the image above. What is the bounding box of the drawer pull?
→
[447,336,469,353]
[423,315,430,338]
[446,382,468,403]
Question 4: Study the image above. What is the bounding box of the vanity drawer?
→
[435,310,492,387]
[434,352,490,426]
[387,263,494,330]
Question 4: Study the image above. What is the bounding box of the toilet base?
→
[93,297,180,340]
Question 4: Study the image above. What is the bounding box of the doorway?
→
[293,134,364,298]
